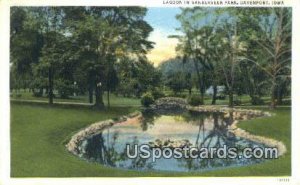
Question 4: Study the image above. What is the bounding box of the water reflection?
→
[78,111,266,172]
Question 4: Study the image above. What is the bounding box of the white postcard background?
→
[0,0,299,185]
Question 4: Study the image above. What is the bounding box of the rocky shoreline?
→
[229,120,287,156]
[65,111,142,155]
[189,105,286,156]
[188,106,272,120]
[66,100,287,158]
[149,97,188,113]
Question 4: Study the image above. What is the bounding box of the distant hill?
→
[157,58,197,78]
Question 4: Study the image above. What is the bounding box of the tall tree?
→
[64,7,154,108]
[10,7,44,93]
[242,8,292,108]
[174,8,228,105]
[30,7,65,104]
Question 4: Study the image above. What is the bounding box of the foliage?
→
[166,71,187,95]
[251,96,265,105]
[158,57,196,77]
[55,79,75,98]
[233,99,242,106]
[151,88,165,100]
[173,7,291,108]
[10,7,158,107]
[141,92,155,107]
[32,90,43,97]
[187,94,203,106]
[116,57,161,97]
[10,7,291,109]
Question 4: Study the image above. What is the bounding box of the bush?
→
[56,79,74,99]
[187,95,203,106]
[15,93,22,98]
[233,99,242,106]
[141,92,155,107]
[33,90,43,97]
[151,88,165,100]
[280,99,291,105]
[251,96,265,105]
[216,94,226,100]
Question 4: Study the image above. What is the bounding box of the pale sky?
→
[145,8,182,67]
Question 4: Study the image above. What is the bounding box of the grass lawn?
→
[11,103,291,177]
[11,90,291,108]
[11,90,141,106]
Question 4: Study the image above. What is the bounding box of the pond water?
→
[78,111,268,172]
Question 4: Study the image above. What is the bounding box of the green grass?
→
[11,89,291,108]
[11,103,291,177]
[11,90,141,106]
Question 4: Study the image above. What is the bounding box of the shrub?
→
[15,93,22,98]
[141,92,155,107]
[33,90,43,97]
[233,99,242,106]
[151,88,165,100]
[280,99,291,105]
[187,95,203,106]
[251,96,265,105]
[216,94,226,100]
[56,79,74,99]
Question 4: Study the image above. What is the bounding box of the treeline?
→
[10,7,292,109]
[10,7,161,107]
[168,7,291,108]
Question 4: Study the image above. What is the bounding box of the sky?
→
[144,8,182,67]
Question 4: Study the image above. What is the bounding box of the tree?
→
[214,23,247,107]
[174,8,226,105]
[10,7,44,93]
[116,57,161,98]
[64,7,154,108]
[10,6,158,108]
[174,8,209,103]
[25,7,66,104]
[242,8,292,108]
[166,71,187,95]
[173,7,291,108]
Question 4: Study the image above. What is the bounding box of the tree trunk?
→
[269,73,277,109]
[39,88,43,96]
[276,80,286,105]
[277,88,283,105]
[211,85,217,105]
[200,81,205,103]
[270,83,277,109]
[88,72,94,104]
[88,87,93,104]
[95,82,104,108]
[188,88,192,96]
[193,59,204,103]
[228,89,234,108]
[48,67,54,104]
[89,83,94,103]
[200,69,206,103]
[107,90,110,108]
